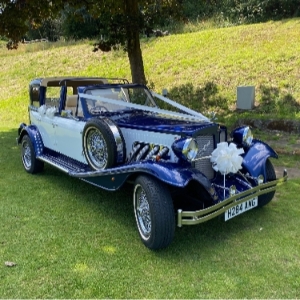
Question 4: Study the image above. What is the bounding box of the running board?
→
[37,150,92,174]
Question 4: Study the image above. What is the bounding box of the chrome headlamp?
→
[242,126,253,146]
[172,137,199,162]
[231,126,253,147]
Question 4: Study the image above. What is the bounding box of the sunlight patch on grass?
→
[102,245,117,254]
[73,263,89,273]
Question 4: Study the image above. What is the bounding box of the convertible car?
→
[17,77,287,250]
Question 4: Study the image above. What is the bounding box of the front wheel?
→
[133,175,175,250]
[21,135,44,174]
[257,159,276,207]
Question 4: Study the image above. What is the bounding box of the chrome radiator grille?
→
[193,134,215,179]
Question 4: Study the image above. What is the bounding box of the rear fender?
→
[17,124,44,156]
[242,139,277,178]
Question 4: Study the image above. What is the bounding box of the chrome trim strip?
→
[80,178,120,191]
[101,117,125,163]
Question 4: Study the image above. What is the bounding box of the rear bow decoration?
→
[210,142,244,175]
[38,105,56,118]
[38,104,47,116]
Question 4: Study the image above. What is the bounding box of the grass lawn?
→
[0,19,300,298]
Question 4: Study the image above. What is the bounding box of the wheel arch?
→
[126,161,215,199]
[242,139,278,178]
[18,124,44,157]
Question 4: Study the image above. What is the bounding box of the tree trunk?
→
[124,0,147,85]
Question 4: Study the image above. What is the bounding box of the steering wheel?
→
[90,105,109,114]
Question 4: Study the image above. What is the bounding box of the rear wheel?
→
[257,159,276,207]
[133,175,175,250]
[21,135,44,174]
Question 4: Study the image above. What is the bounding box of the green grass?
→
[1,19,300,298]
[0,128,299,298]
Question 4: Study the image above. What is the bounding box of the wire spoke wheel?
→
[22,139,32,170]
[83,118,125,170]
[86,128,108,169]
[134,184,152,239]
[20,135,44,174]
[133,175,175,250]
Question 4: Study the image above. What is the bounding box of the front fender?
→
[73,160,213,193]
[133,161,213,191]
[17,124,44,156]
[242,139,278,178]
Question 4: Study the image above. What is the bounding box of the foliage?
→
[182,0,300,23]
[0,0,64,48]
[92,1,181,51]
[25,18,62,42]
[61,6,102,40]
[0,0,183,84]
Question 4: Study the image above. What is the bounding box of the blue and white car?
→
[17,77,287,250]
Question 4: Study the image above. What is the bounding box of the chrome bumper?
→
[177,170,288,226]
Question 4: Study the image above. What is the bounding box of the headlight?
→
[231,126,253,147]
[172,137,199,162]
[242,127,253,146]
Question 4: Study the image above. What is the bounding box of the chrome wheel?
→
[22,139,32,170]
[20,135,44,174]
[133,175,175,250]
[83,118,125,170]
[134,183,151,240]
[86,127,108,169]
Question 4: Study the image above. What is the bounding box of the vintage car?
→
[17,77,287,250]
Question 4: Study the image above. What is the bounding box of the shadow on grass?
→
[254,84,300,115]
[159,81,230,114]
[155,81,300,120]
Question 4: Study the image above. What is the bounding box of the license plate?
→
[225,197,258,221]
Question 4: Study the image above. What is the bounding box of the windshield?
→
[83,86,157,115]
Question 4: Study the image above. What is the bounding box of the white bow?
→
[210,142,244,175]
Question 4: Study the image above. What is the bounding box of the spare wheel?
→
[83,118,125,170]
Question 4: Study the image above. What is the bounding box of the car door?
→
[30,85,62,150]
[30,109,57,150]
[54,115,87,164]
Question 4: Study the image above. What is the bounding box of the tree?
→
[61,6,101,40]
[0,0,182,84]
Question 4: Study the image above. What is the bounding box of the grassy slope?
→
[1,18,300,128]
[0,19,300,298]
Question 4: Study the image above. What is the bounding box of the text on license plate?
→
[225,197,258,221]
